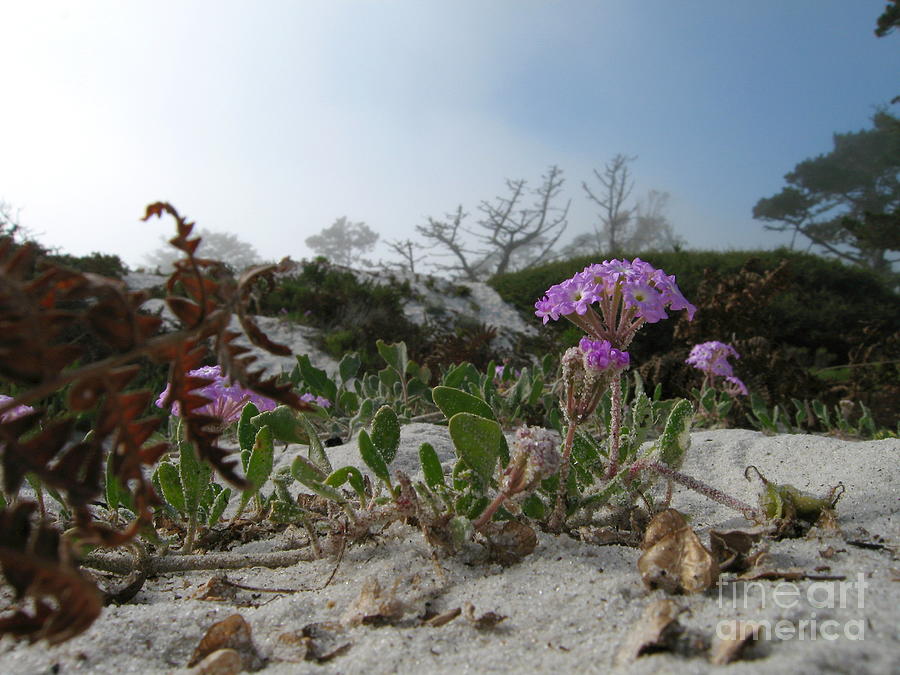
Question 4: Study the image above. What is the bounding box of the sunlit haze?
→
[0,1,895,270]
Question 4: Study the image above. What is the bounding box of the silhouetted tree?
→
[382,237,427,276]
[753,112,900,283]
[305,217,379,267]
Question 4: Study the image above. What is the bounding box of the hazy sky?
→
[1,1,896,270]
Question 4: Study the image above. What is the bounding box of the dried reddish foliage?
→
[0,203,309,643]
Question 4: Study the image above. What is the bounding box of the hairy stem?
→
[635,459,758,519]
[548,421,579,532]
[605,375,623,479]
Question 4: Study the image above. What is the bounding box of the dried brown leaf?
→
[188,613,262,670]
[638,509,718,594]
[614,599,683,666]
[341,578,405,627]
[462,602,506,630]
[0,503,103,645]
[709,621,762,665]
[485,520,537,565]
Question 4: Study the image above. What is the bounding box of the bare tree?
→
[415,205,487,280]
[382,237,427,276]
[305,217,379,267]
[582,154,637,253]
[145,228,262,273]
[416,165,569,280]
[475,164,569,276]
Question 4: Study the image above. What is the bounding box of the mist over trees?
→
[305,217,379,267]
[145,228,262,272]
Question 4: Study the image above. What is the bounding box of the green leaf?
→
[358,429,392,486]
[716,398,733,416]
[376,339,409,376]
[370,405,401,464]
[237,401,260,453]
[448,412,507,484]
[324,466,366,502]
[432,386,496,421]
[105,450,122,512]
[296,411,332,473]
[245,426,275,491]
[178,441,210,517]
[207,487,231,527]
[521,493,546,520]
[252,405,307,445]
[156,462,185,513]
[656,399,693,469]
[419,442,445,489]
[700,386,716,414]
[339,352,361,383]
[296,354,338,401]
[290,456,347,504]
[290,454,327,484]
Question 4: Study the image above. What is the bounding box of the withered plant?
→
[0,203,309,644]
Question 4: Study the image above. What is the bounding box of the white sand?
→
[1,427,897,674]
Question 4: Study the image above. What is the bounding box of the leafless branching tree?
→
[382,238,427,276]
[416,165,569,280]
[582,153,637,254]
[415,205,487,280]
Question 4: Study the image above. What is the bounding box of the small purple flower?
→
[533,257,695,348]
[299,392,331,408]
[0,395,35,423]
[578,337,630,371]
[156,365,278,424]
[686,341,747,396]
[725,376,748,396]
[686,341,739,378]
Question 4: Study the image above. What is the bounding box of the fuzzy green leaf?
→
[207,487,231,526]
[296,354,338,401]
[245,426,275,491]
[179,441,210,517]
[237,401,260,453]
[339,352,361,383]
[419,442,445,489]
[296,411,332,473]
[432,386,495,421]
[376,339,409,376]
[370,405,401,464]
[156,462,185,514]
[448,412,507,484]
[290,456,347,503]
[251,405,307,445]
[656,399,693,469]
[358,429,391,486]
[325,465,366,498]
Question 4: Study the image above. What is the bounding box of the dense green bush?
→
[45,251,129,279]
[490,249,899,426]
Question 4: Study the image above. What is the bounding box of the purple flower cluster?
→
[0,395,35,423]
[300,392,331,408]
[156,365,278,424]
[685,341,748,396]
[535,257,696,328]
[578,337,629,372]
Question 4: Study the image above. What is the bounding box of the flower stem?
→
[634,459,758,519]
[548,421,578,532]
[605,374,623,479]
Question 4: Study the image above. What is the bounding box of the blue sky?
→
[0,1,895,270]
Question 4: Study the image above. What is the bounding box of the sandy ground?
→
[0,427,897,674]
